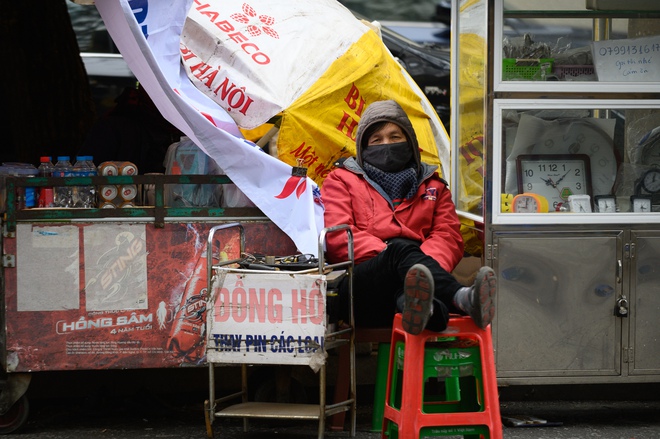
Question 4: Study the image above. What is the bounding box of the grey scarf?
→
[363,162,418,202]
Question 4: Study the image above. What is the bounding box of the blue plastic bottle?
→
[53,156,73,208]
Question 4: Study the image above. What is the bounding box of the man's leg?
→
[383,238,464,309]
[337,238,496,332]
[385,239,497,332]
[372,238,463,333]
[453,266,497,330]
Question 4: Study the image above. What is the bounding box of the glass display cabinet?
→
[451,0,660,385]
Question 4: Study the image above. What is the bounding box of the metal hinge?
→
[623,347,634,364]
[2,223,14,238]
[3,254,15,268]
[487,244,497,260]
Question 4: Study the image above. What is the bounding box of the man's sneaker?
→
[455,266,496,330]
[401,264,434,335]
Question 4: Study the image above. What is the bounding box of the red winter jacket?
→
[322,160,464,271]
[322,100,463,271]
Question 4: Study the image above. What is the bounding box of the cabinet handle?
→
[616,259,622,284]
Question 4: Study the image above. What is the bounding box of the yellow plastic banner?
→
[275,30,445,185]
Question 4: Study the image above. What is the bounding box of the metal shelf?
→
[203,223,356,439]
[2,174,262,231]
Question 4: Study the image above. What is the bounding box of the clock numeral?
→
[536,164,559,172]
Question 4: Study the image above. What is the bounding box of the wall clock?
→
[635,166,660,195]
[527,117,617,197]
[516,154,593,211]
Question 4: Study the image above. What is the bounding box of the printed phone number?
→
[598,44,660,56]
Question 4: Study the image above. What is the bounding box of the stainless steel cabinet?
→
[451,0,660,383]
[492,229,660,384]
[493,231,622,383]
[629,231,660,377]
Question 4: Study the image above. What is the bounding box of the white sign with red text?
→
[181,0,368,129]
[206,269,327,365]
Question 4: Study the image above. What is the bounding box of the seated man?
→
[321,100,495,334]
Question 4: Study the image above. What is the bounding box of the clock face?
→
[517,154,593,211]
[568,194,592,213]
[596,196,616,213]
[631,196,652,213]
[642,169,660,193]
[513,196,539,213]
[512,194,548,213]
[527,117,616,197]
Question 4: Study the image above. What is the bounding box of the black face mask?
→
[362,141,413,173]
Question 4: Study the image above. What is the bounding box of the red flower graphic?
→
[275,176,307,200]
[230,3,279,39]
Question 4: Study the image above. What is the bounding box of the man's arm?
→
[419,184,465,272]
[322,170,387,263]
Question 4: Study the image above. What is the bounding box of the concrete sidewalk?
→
[7,385,660,438]
[6,369,660,438]
[201,399,660,438]
[499,399,660,439]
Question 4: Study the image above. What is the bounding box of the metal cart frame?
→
[203,222,356,438]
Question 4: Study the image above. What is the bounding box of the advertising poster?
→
[3,221,296,371]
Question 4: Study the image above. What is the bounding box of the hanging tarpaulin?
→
[181,0,449,185]
[275,29,446,184]
[95,0,449,255]
[95,0,323,256]
[181,1,366,129]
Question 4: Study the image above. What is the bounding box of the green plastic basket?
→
[502,58,554,81]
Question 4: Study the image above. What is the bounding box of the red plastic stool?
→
[382,314,502,439]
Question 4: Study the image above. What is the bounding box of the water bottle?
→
[37,156,55,208]
[53,156,73,208]
[72,156,85,207]
[83,156,97,208]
